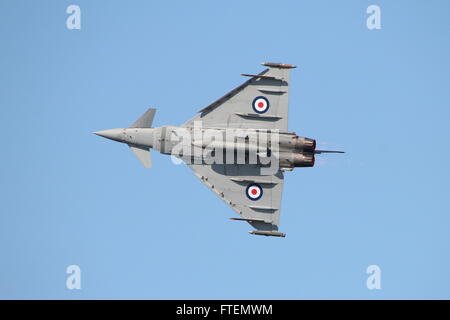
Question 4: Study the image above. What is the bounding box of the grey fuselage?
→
[96,126,316,170]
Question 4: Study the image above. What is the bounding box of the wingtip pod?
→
[249,230,286,238]
[261,62,297,69]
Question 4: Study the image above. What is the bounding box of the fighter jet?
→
[94,62,343,237]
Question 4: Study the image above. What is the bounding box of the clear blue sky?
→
[1,0,449,299]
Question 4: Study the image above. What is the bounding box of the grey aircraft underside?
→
[94,62,343,237]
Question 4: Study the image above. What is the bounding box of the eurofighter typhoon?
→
[94,63,343,237]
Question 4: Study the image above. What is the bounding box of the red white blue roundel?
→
[252,96,270,114]
[246,183,263,201]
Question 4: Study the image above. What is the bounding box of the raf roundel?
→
[252,96,270,114]
[246,183,263,201]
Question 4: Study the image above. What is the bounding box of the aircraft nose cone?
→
[93,128,123,142]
